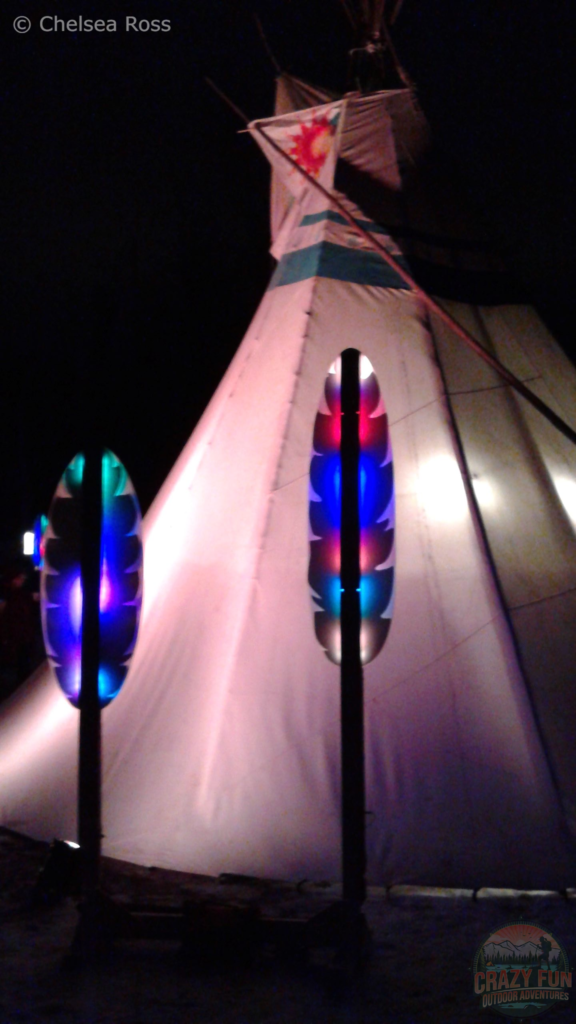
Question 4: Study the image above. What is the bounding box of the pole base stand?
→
[64,892,116,967]
[308,899,372,976]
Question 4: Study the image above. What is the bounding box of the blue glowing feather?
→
[41,450,143,707]
[309,355,395,664]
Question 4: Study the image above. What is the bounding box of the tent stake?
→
[253,14,282,75]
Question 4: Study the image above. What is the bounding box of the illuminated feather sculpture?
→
[41,450,143,707]
[309,352,394,665]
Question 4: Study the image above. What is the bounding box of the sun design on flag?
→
[288,116,336,177]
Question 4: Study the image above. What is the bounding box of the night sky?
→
[1,0,574,566]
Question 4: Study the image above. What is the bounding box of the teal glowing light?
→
[64,453,85,491]
[327,576,342,617]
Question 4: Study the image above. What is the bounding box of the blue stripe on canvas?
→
[271,224,526,303]
[269,241,410,290]
[300,211,389,235]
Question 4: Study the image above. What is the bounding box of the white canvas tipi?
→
[2,72,576,889]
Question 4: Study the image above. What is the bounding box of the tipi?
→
[2,43,576,889]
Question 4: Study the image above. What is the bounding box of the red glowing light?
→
[359,536,371,574]
[328,535,341,573]
[359,409,370,445]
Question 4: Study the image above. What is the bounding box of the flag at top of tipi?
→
[254,99,343,260]
[255,101,342,196]
[2,14,576,890]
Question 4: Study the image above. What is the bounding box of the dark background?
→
[1,0,574,566]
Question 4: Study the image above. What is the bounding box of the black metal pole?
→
[78,443,102,908]
[340,348,366,905]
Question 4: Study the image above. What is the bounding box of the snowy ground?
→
[1,828,575,1024]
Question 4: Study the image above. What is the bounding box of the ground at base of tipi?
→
[2,828,575,1024]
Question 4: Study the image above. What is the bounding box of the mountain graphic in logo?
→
[484,940,561,964]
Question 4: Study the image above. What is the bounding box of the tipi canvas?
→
[2,75,576,889]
